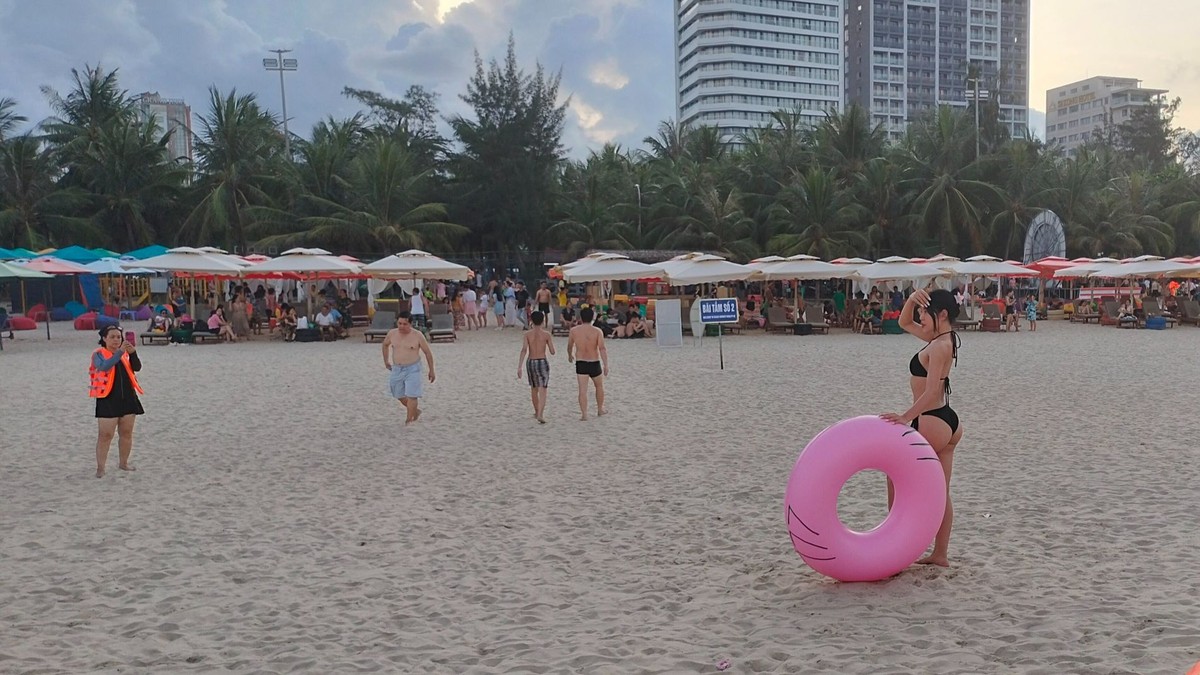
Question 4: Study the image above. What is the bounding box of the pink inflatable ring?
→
[784,415,947,582]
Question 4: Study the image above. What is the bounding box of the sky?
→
[0,0,1196,158]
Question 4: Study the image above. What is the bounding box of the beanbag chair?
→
[50,308,73,321]
[74,313,98,331]
[102,304,120,318]
[25,304,47,322]
[96,315,119,330]
[134,305,153,320]
[65,301,88,318]
[9,316,37,331]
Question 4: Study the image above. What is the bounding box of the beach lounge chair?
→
[1100,300,1121,327]
[953,314,980,331]
[981,303,1003,332]
[428,312,456,343]
[363,311,396,343]
[139,330,171,346]
[801,306,830,334]
[1178,300,1200,326]
[765,307,791,334]
[1141,299,1176,328]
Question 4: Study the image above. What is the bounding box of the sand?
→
[0,319,1197,674]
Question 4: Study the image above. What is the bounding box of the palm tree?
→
[988,140,1062,259]
[813,102,886,184]
[769,167,868,259]
[548,156,629,258]
[666,182,758,260]
[259,137,464,253]
[79,116,186,249]
[181,87,286,251]
[1070,176,1173,257]
[854,156,908,257]
[0,135,94,248]
[900,108,1007,255]
[41,64,136,170]
[0,98,27,141]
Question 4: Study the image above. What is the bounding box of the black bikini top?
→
[909,331,960,394]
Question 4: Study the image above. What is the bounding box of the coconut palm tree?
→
[180,87,287,251]
[0,98,27,141]
[0,135,95,248]
[769,167,868,259]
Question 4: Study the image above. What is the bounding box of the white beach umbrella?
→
[86,257,155,275]
[850,259,952,283]
[361,249,471,281]
[656,252,711,279]
[561,256,664,283]
[940,259,1039,277]
[1098,259,1200,278]
[133,247,248,275]
[762,254,854,281]
[247,249,363,275]
[665,254,758,285]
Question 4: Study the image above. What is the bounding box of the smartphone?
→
[125,331,136,345]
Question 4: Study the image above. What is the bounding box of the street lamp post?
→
[263,49,298,158]
[966,77,988,160]
[634,183,642,236]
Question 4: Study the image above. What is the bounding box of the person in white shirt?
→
[462,286,478,330]
[409,287,426,330]
[315,304,341,341]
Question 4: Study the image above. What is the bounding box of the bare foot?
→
[917,555,949,567]
[96,469,105,478]
[412,407,422,423]
[119,464,136,472]
[537,417,546,424]
[597,408,607,416]
[580,414,588,421]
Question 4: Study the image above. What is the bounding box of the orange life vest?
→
[89,347,144,398]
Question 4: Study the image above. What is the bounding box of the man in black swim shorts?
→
[567,306,608,420]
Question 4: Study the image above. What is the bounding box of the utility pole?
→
[263,49,298,158]
[967,77,981,160]
[634,183,642,238]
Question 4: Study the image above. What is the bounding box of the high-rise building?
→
[132,92,193,164]
[1044,77,1168,156]
[674,0,845,143]
[845,0,1030,140]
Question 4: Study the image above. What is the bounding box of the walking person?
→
[517,311,556,423]
[90,326,145,478]
[566,307,609,421]
[408,285,426,331]
[462,285,478,330]
[382,311,436,426]
[535,281,553,327]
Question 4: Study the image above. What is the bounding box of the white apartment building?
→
[1044,76,1168,156]
[845,0,1030,141]
[674,0,845,144]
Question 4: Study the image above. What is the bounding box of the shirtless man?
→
[566,306,608,420]
[517,310,556,423]
[535,282,553,325]
[382,311,436,425]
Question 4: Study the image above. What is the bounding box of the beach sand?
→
[0,320,1197,674]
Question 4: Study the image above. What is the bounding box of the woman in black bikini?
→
[880,287,963,567]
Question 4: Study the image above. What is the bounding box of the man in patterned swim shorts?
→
[517,311,556,424]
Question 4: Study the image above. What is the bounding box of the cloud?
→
[0,0,674,156]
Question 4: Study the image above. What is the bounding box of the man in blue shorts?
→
[382,311,436,425]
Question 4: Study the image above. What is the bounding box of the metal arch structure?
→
[1023,210,1067,264]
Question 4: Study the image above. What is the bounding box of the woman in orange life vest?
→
[90,325,144,478]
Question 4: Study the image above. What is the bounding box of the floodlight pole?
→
[264,49,297,158]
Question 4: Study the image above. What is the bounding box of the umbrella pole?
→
[44,283,51,340]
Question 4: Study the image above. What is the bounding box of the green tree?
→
[181,87,286,251]
[448,34,567,259]
[769,167,868,259]
[0,98,26,141]
[0,135,94,248]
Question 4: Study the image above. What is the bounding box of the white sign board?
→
[655,299,683,347]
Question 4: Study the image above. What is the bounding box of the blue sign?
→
[698,298,739,324]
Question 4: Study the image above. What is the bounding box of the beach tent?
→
[49,245,104,264]
[123,244,170,260]
[0,261,53,348]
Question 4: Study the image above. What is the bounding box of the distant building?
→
[1044,76,1168,156]
[132,92,193,164]
[845,0,1031,140]
[674,0,845,144]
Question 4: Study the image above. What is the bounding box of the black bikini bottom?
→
[911,404,960,435]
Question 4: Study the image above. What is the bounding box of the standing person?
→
[514,281,531,329]
[566,307,609,421]
[462,285,478,330]
[517,311,556,423]
[504,280,520,328]
[231,293,251,338]
[408,284,426,331]
[90,326,145,478]
[1025,294,1038,332]
[382,311,436,425]
[881,288,964,567]
[1004,289,1019,332]
[535,282,553,325]
[492,281,507,329]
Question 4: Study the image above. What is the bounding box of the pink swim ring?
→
[784,415,947,582]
